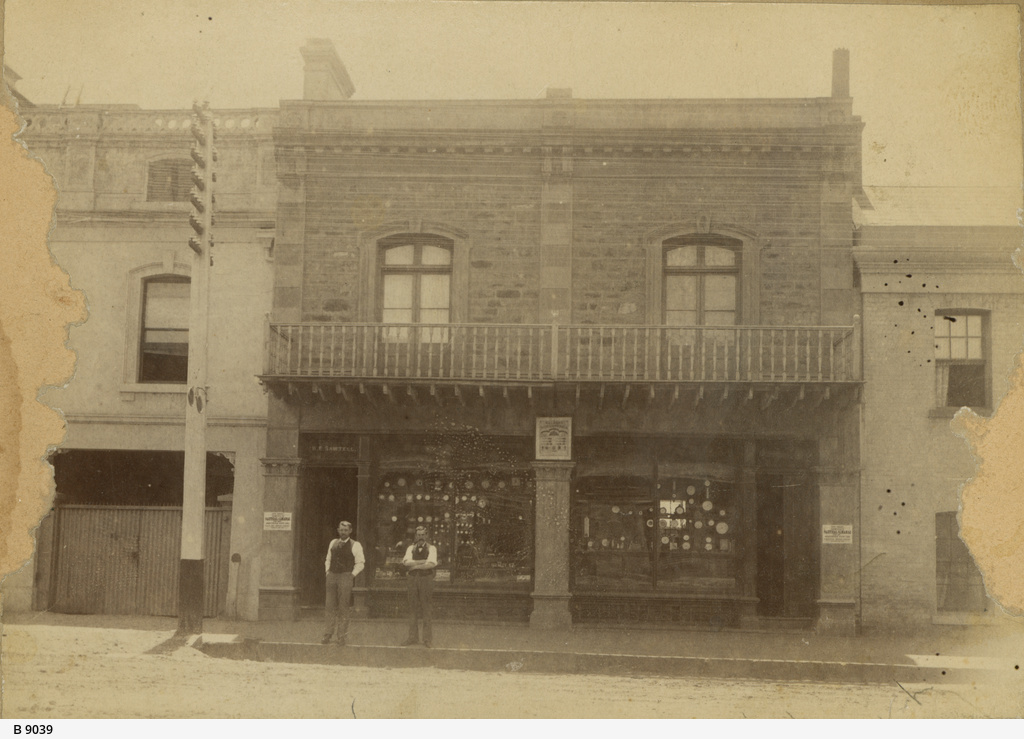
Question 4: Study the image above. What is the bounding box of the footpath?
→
[4,610,1022,686]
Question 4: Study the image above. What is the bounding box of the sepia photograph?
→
[1,0,1023,721]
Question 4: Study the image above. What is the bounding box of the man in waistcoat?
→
[401,525,437,647]
[322,520,365,646]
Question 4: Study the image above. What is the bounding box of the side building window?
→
[139,276,190,383]
[934,312,988,408]
[147,159,193,202]
[935,512,987,612]
[663,238,740,326]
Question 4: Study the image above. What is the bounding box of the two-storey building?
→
[256,42,864,634]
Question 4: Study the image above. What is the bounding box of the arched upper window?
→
[139,275,190,382]
[662,238,741,326]
[378,235,453,325]
[146,158,193,202]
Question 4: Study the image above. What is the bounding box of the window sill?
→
[120,383,188,399]
[929,406,992,419]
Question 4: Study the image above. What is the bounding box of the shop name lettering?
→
[314,444,357,454]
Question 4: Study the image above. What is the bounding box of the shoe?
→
[400,639,419,647]
[321,635,332,645]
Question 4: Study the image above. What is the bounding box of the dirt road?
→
[2,624,1019,718]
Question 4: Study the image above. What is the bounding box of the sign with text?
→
[822,524,853,544]
[263,511,293,531]
[536,417,572,460]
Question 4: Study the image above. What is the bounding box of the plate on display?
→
[702,500,713,511]
[716,522,729,534]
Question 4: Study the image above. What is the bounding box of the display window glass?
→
[373,469,534,589]
[572,476,739,594]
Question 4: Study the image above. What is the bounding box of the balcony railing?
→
[265,322,861,384]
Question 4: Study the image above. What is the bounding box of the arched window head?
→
[379,235,453,325]
[663,238,741,326]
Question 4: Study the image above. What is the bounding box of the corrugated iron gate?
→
[49,506,230,617]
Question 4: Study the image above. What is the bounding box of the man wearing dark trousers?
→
[401,526,437,647]
[322,520,364,646]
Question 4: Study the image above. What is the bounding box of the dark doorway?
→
[756,472,817,619]
[299,466,359,607]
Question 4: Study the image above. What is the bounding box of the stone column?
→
[738,440,760,628]
[530,461,575,629]
[353,436,374,616]
[258,396,302,620]
[815,416,860,635]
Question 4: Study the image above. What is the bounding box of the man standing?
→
[322,520,364,646]
[401,525,437,647]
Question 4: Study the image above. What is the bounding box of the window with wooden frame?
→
[146,159,193,202]
[138,275,190,383]
[934,311,988,409]
[663,238,741,327]
[379,234,453,342]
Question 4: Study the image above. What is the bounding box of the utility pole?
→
[178,101,216,635]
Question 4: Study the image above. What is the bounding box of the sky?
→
[4,1,1022,189]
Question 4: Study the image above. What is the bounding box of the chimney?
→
[300,39,355,100]
[832,49,850,98]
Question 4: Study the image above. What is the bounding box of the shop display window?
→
[572,476,739,593]
[373,469,534,589]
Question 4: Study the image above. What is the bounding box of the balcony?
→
[263,322,861,396]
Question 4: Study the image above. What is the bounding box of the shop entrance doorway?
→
[299,466,358,608]
[755,472,817,621]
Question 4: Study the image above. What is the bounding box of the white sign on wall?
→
[264,512,293,531]
[822,524,853,544]
[536,417,572,460]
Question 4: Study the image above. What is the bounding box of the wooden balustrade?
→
[266,323,860,383]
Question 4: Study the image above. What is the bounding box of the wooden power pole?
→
[178,101,216,635]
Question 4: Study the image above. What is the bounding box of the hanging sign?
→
[536,417,572,461]
[822,524,853,544]
[264,512,293,531]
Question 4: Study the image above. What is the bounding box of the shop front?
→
[299,432,537,621]
[569,436,818,628]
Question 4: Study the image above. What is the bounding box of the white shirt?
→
[402,542,438,570]
[324,537,365,576]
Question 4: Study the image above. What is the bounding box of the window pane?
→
[665,275,697,311]
[665,310,698,326]
[967,337,982,360]
[967,315,982,337]
[382,308,413,324]
[948,316,967,337]
[935,318,951,338]
[704,246,736,267]
[384,244,415,265]
[665,246,698,267]
[420,309,450,325]
[934,338,951,359]
[704,275,736,311]
[421,245,452,266]
[144,281,190,329]
[949,337,967,360]
[419,274,450,312]
[383,274,414,310]
[946,363,986,407]
[704,311,736,326]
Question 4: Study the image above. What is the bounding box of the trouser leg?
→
[337,573,353,642]
[323,572,339,639]
[420,577,433,645]
[407,579,420,640]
